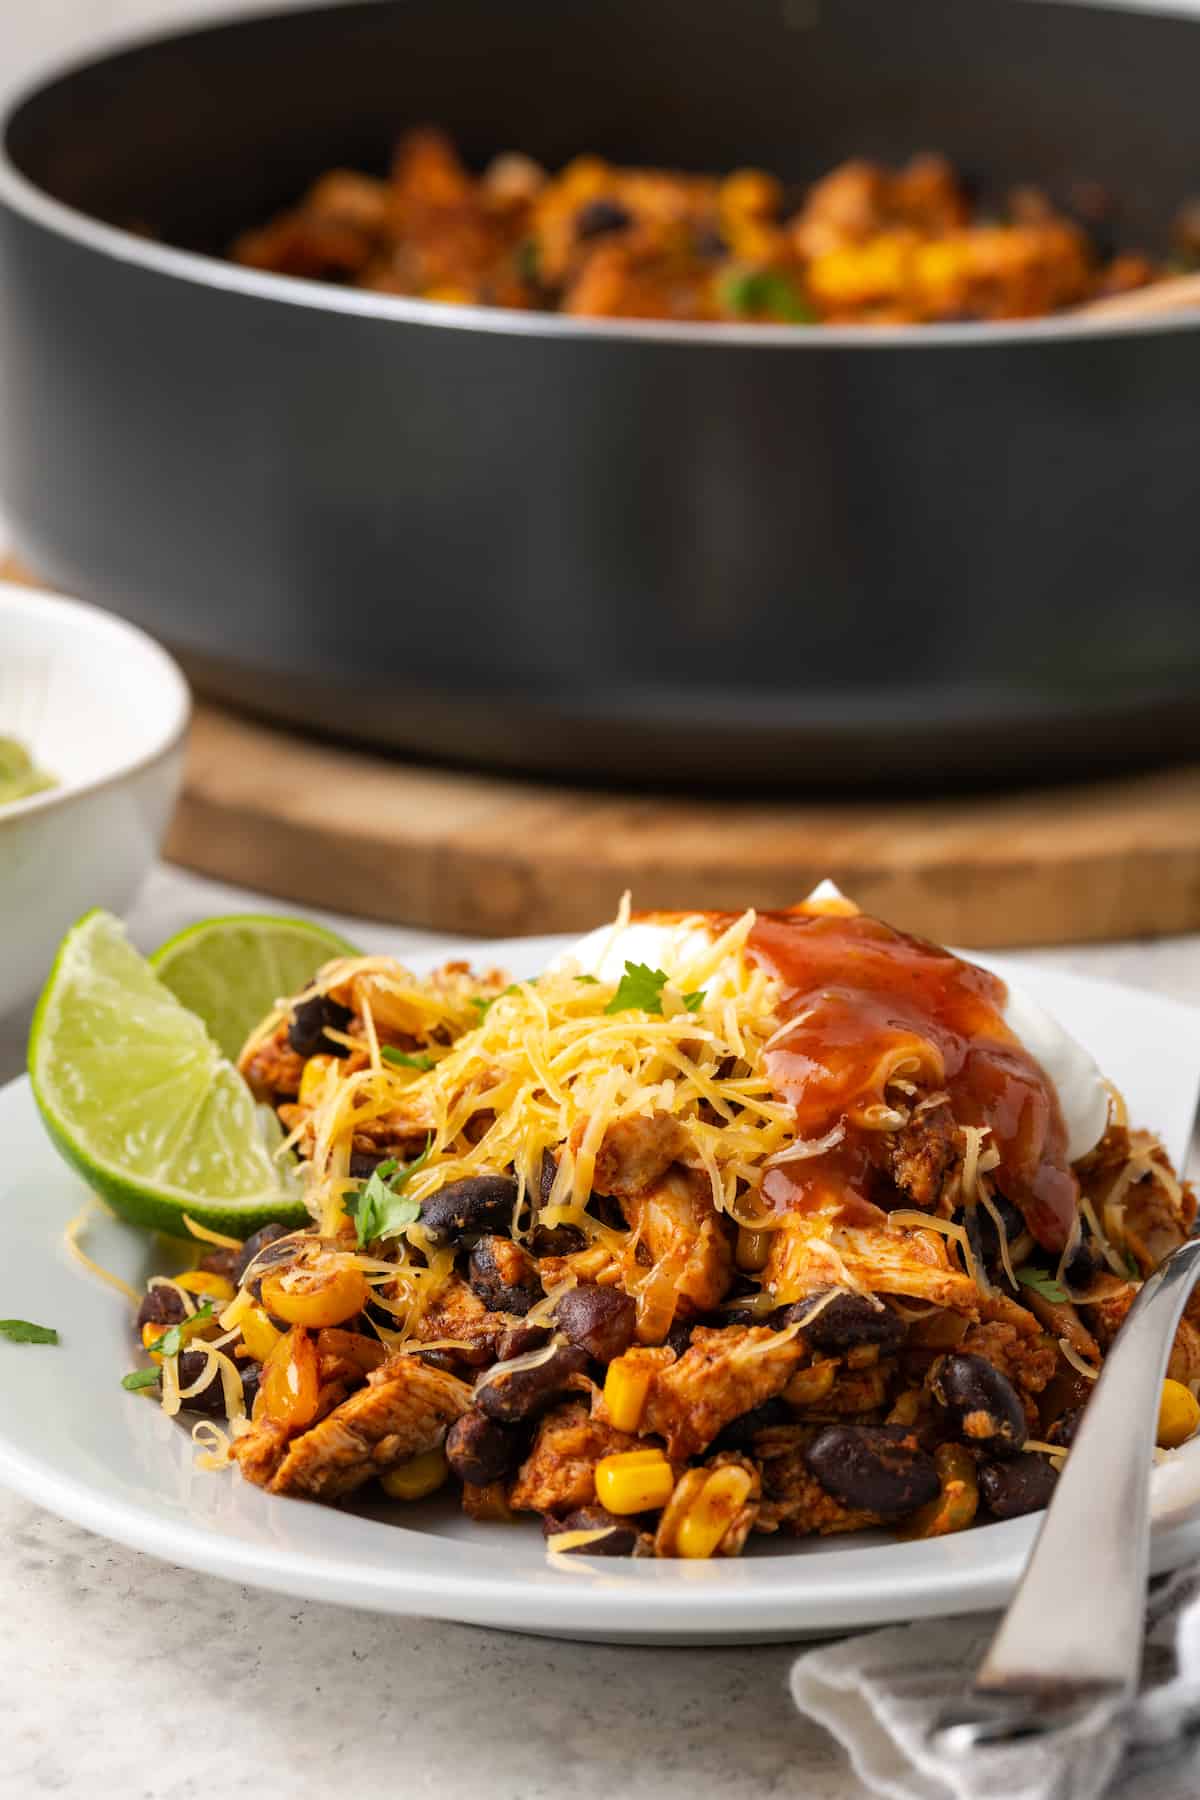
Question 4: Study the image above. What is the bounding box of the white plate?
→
[2,935,1199,1644]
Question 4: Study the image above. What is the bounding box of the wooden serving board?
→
[166,704,1200,946]
[7,559,1200,946]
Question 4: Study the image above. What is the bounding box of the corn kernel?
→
[260,1264,369,1329]
[1157,1379,1200,1449]
[380,1445,449,1501]
[423,284,472,305]
[595,1449,675,1515]
[603,1356,653,1433]
[239,1304,283,1364]
[299,1054,335,1107]
[176,1269,236,1302]
[675,1466,755,1559]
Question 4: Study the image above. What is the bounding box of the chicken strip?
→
[268,1358,473,1501]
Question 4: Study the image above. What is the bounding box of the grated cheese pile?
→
[283,910,801,1335]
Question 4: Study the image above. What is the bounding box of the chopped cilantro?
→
[381,1047,435,1072]
[346,1140,434,1247]
[516,239,540,284]
[1014,1266,1069,1305]
[0,1318,58,1345]
[1125,1251,1141,1280]
[121,1366,162,1392]
[576,974,599,984]
[145,1300,215,1360]
[720,268,816,323]
[604,962,706,1016]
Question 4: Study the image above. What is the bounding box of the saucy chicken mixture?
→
[127,893,1200,1559]
[231,127,1194,324]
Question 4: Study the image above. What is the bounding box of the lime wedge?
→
[150,913,358,1060]
[28,910,309,1236]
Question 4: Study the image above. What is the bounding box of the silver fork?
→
[935,1234,1200,1751]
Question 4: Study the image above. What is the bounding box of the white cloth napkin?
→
[791,1566,1200,1800]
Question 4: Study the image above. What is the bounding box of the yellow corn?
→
[380,1445,449,1501]
[299,1054,335,1107]
[1157,1379,1200,1450]
[595,1449,675,1515]
[603,1356,653,1433]
[675,1465,755,1559]
[175,1269,237,1302]
[239,1304,283,1364]
[424,284,472,305]
[719,168,783,220]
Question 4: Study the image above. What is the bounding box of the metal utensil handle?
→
[975,1236,1200,1702]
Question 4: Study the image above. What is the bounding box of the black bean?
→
[543,1506,641,1556]
[665,1317,696,1358]
[467,1237,543,1316]
[475,1342,590,1425]
[446,1410,523,1485]
[530,1151,585,1252]
[530,1223,587,1256]
[198,1246,238,1281]
[176,1350,229,1416]
[805,1424,940,1518]
[414,1348,463,1376]
[233,1222,289,1285]
[1063,1237,1099,1287]
[1047,1406,1083,1449]
[349,1149,387,1181]
[419,1176,520,1247]
[239,1364,261,1414]
[712,1396,791,1453]
[136,1285,188,1332]
[556,1285,637,1363]
[287,990,353,1058]
[694,223,729,259]
[955,1194,1025,1283]
[576,199,633,239]
[781,1292,905,1354]
[932,1353,1026,1456]
[495,1323,548,1361]
[978,1452,1058,1519]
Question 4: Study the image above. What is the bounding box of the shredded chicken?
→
[267,1359,473,1501]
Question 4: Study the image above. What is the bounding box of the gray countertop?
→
[4,863,1200,1800]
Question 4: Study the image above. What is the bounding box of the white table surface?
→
[4,860,1200,1800]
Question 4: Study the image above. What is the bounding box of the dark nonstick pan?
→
[1,0,1199,789]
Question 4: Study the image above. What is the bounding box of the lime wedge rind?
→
[28,910,309,1237]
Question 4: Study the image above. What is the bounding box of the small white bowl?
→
[0,582,189,1017]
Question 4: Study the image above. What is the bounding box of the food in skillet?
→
[121,887,1200,1557]
[232,127,1188,324]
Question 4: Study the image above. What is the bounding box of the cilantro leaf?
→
[145,1300,216,1360]
[0,1318,58,1345]
[1014,1266,1069,1305]
[121,1366,162,1392]
[381,1047,435,1072]
[604,963,706,1016]
[720,268,816,323]
[1125,1251,1141,1280]
[605,962,670,1015]
[347,1141,434,1247]
[576,974,599,985]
